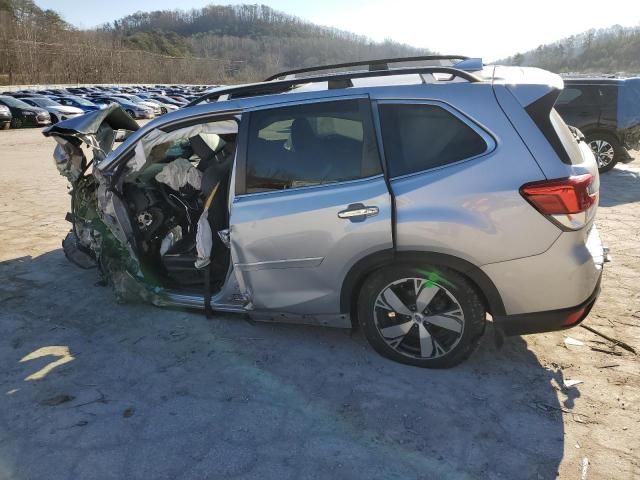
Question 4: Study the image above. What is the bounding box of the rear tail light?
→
[520,174,598,230]
[562,306,587,326]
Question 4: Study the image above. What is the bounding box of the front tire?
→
[10,118,22,129]
[125,109,135,118]
[358,265,486,368]
[587,133,621,173]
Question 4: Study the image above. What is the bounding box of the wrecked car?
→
[45,56,607,368]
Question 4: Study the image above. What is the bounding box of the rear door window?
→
[378,103,488,178]
[245,99,382,193]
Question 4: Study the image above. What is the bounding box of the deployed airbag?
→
[155,158,202,191]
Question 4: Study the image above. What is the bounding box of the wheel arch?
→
[581,127,622,145]
[340,249,506,327]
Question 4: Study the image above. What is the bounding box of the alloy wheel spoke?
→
[382,289,412,316]
[415,282,439,313]
[425,314,463,333]
[381,320,414,339]
[418,323,434,358]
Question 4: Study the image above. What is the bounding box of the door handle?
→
[338,203,379,221]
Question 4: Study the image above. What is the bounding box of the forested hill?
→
[103,4,428,79]
[0,1,428,85]
[501,25,640,74]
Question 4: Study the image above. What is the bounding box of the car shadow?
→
[0,249,569,479]
[599,165,640,207]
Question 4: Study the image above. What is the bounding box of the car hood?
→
[51,105,85,114]
[19,107,47,115]
[43,104,139,172]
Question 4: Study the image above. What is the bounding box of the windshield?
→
[155,95,175,103]
[29,97,61,107]
[113,98,137,107]
[0,96,32,108]
[67,96,95,106]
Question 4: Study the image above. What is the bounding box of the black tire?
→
[10,118,22,129]
[586,133,622,173]
[126,109,135,118]
[358,264,486,368]
[50,114,59,124]
[1,122,9,130]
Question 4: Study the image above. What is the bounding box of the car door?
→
[229,96,392,316]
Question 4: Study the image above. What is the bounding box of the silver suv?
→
[44,56,607,368]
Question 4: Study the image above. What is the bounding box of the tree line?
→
[502,25,640,74]
[0,0,427,85]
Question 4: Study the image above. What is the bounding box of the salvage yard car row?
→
[0,84,212,128]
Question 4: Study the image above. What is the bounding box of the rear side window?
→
[598,85,618,106]
[549,109,583,165]
[378,103,488,177]
[245,99,381,193]
[556,86,599,107]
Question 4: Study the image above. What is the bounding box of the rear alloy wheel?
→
[10,118,22,129]
[359,265,486,368]
[587,133,621,173]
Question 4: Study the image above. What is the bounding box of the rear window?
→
[378,103,488,178]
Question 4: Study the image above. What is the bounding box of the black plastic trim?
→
[524,89,571,164]
[339,250,506,317]
[496,271,602,336]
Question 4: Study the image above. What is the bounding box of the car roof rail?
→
[264,55,470,81]
[188,65,483,106]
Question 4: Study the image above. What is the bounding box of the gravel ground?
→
[0,127,638,480]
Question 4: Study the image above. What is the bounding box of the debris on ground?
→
[590,347,623,356]
[581,325,637,354]
[564,337,585,347]
[564,379,584,388]
[123,407,135,418]
[580,457,589,480]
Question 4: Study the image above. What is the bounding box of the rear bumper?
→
[497,270,602,336]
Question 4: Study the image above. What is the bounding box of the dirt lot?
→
[0,126,638,480]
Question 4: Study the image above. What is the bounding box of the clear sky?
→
[35,0,640,61]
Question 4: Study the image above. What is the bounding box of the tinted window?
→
[245,99,381,193]
[378,103,487,177]
[598,85,618,107]
[556,86,598,107]
[556,88,582,105]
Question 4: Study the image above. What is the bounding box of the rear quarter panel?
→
[371,84,561,266]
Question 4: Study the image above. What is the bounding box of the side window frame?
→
[373,99,496,179]
[235,95,384,196]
